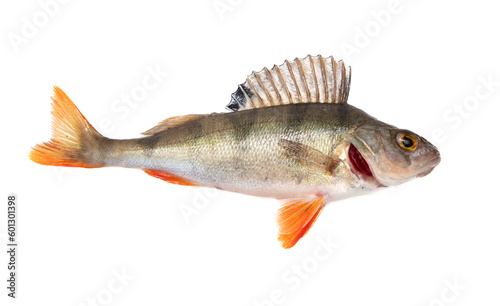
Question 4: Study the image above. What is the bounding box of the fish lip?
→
[416,150,441,177]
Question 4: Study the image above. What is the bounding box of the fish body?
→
[30,55,440,248]
[99,103,377,199]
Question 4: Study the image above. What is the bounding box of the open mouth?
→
[348,144,374,177]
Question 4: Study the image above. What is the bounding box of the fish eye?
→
[397,133,417,150]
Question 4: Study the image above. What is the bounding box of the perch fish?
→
[30,55,440,248]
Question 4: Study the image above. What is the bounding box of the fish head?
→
[347,125,440,187]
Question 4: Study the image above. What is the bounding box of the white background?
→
[1,0,499,305]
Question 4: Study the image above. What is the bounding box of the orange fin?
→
[144,169,198,186]
[142,114,208,136]
[29,86,104,168]
[277,197,325,249]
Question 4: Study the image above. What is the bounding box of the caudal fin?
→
[29,86,105,168]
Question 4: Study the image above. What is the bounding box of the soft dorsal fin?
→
[227,55,351,111]
[142,114,208,136]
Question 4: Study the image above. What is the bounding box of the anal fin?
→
[277,197,325,249]
[144,169,198,186]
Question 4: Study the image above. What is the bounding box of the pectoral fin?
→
[279,139,340,174]
[277,197,325,249]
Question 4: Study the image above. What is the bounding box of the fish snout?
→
[416,149,441,178]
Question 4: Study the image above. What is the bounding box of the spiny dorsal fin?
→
[142,114,208,136]
[227,55,351,111]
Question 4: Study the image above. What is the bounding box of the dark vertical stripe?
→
[139,134,162,157]
[284,104,310,135]
[327,104,351,156]
[189,120,204,143]
[338,103,349,127]
[231,109,260,148]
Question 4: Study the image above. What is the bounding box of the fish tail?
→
[29,86,107,168]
